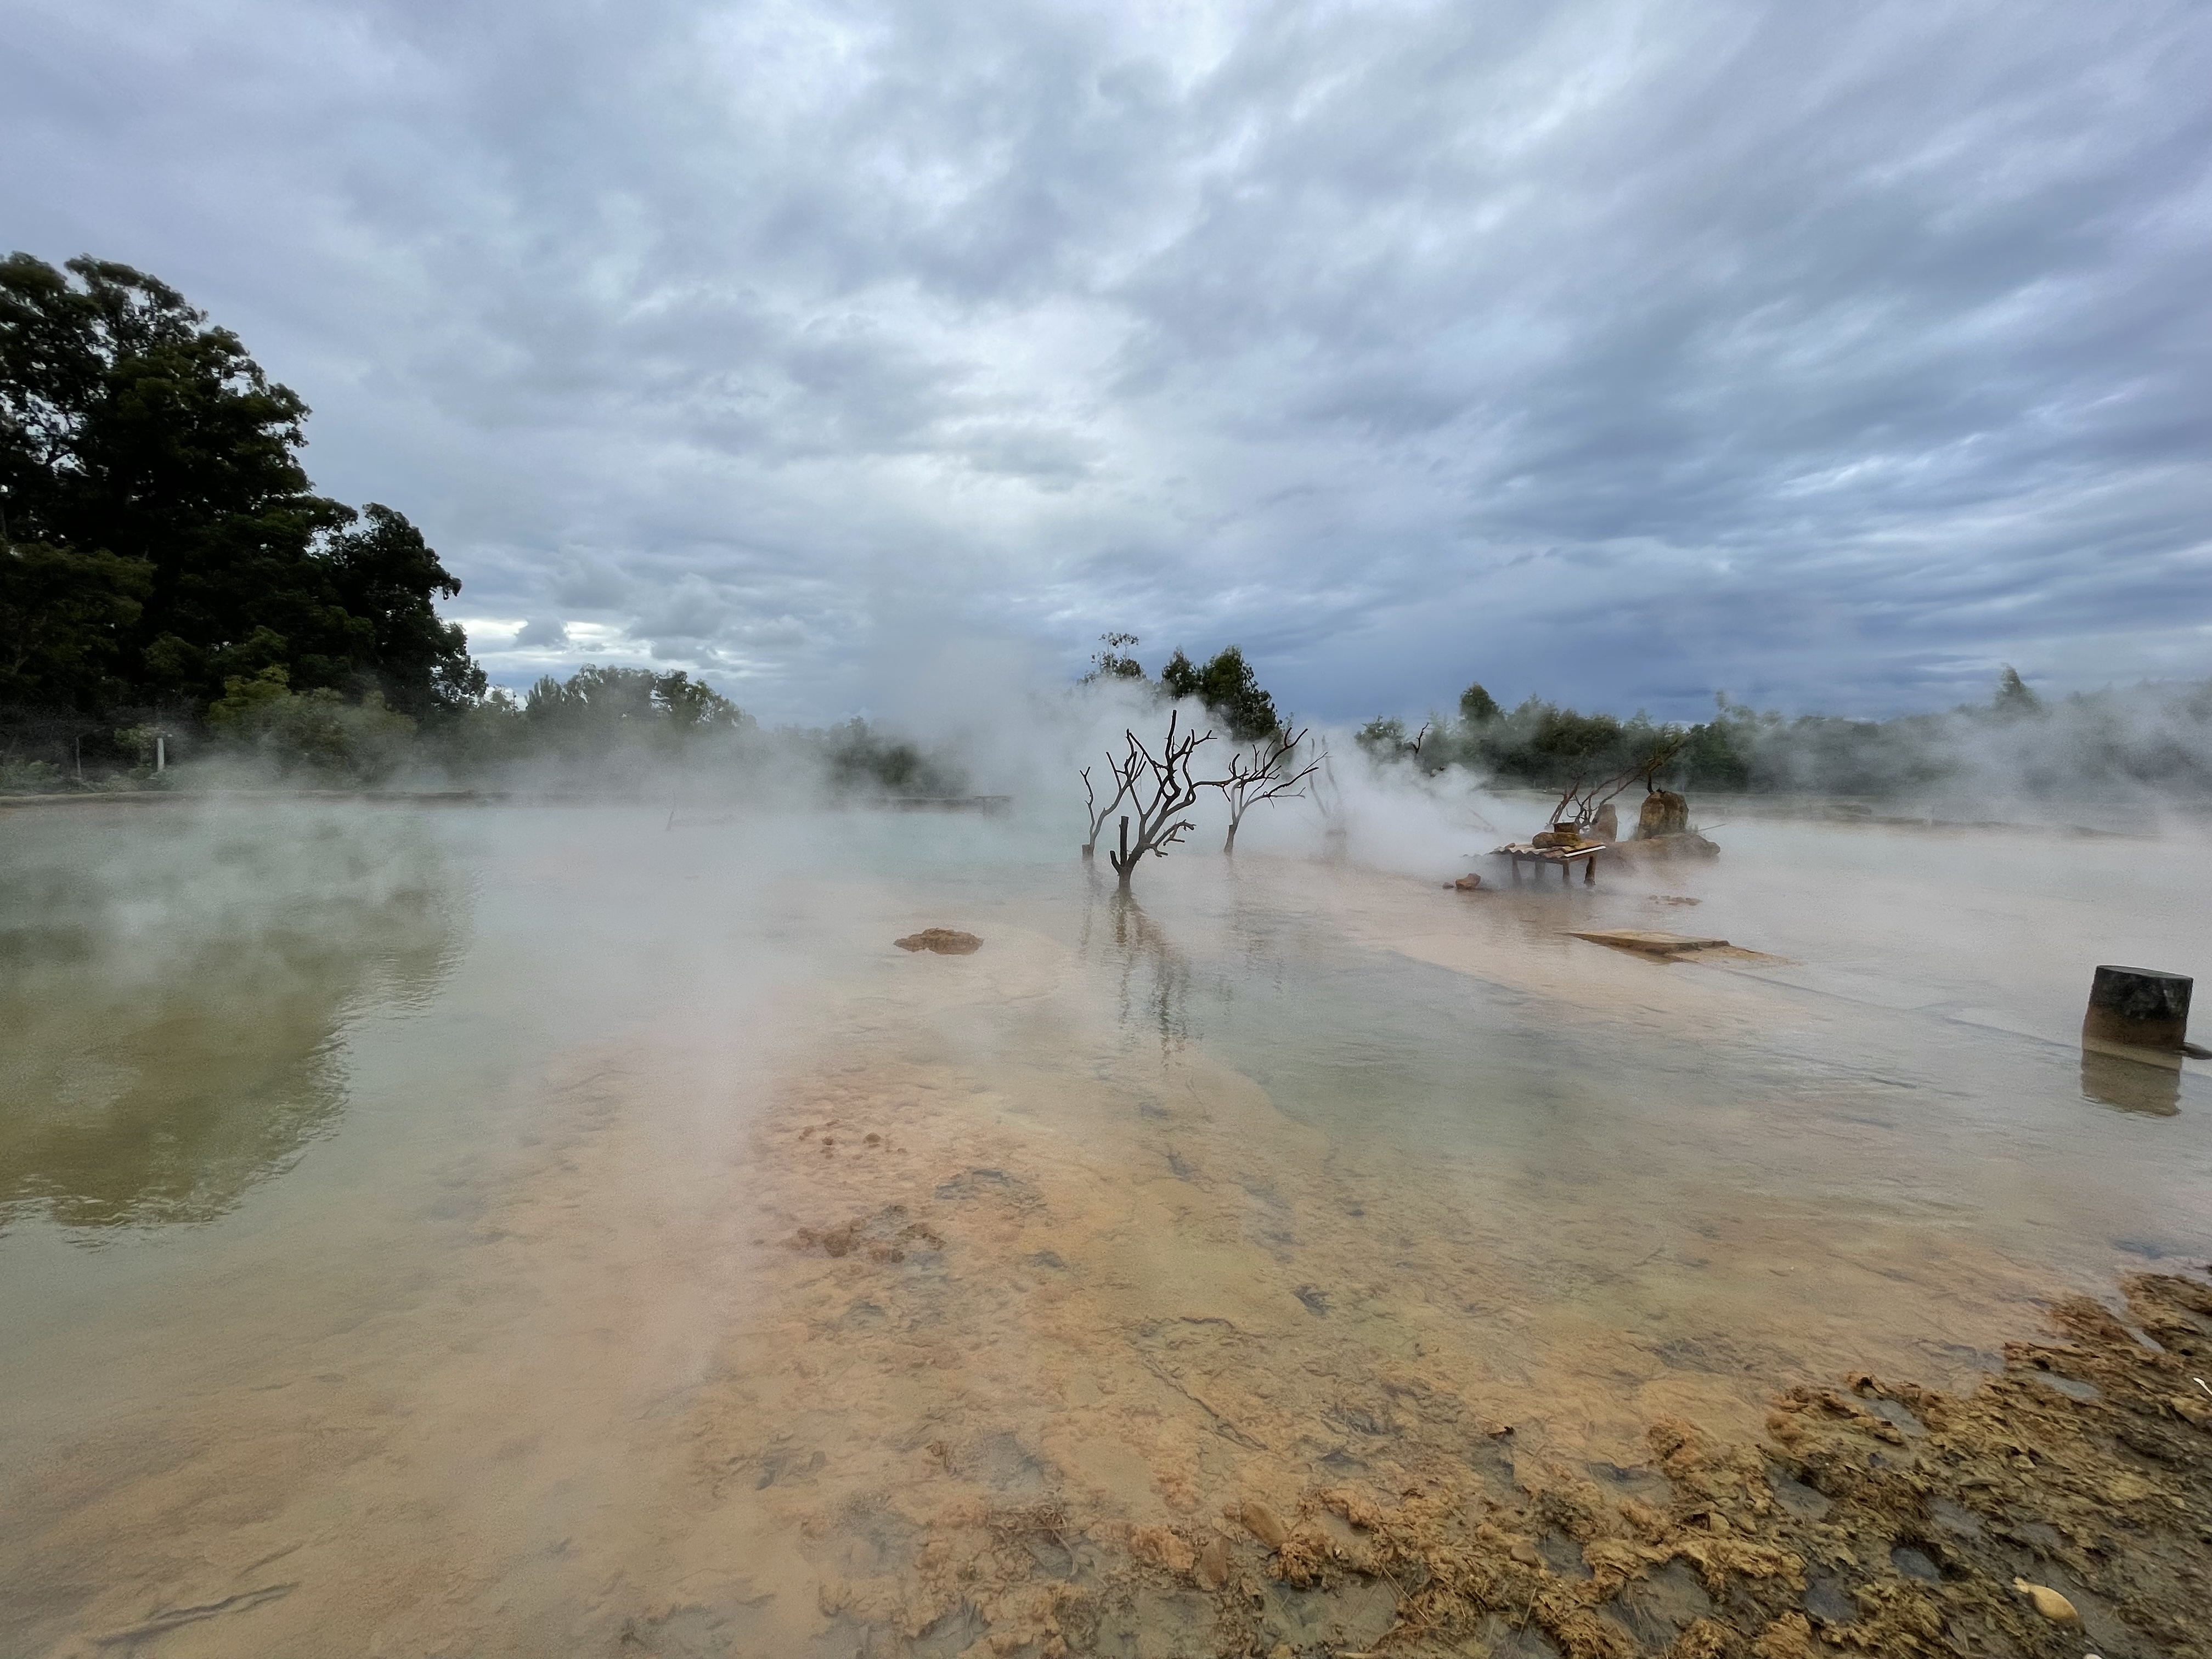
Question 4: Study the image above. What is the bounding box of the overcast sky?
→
[5,0,2208,723]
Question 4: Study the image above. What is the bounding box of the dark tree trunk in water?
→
[2084,965,2192,1049]
[1092,713,1215,895]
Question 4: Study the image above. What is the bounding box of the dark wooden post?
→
[1118,815,1130,868]
[2082,965,2191,1050]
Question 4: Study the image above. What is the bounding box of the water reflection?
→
[0,809,463,1233]
[1081,883,1193,1052]
[2079,1046,2183,1116]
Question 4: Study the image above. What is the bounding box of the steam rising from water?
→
[1,746,2206,1653]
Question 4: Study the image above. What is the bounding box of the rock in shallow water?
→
[894,928,982,955]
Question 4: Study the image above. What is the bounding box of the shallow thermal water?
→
[1,800,2206,1657]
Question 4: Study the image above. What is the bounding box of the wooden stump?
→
[2081,964,2191,1050]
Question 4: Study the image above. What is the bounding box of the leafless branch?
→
[1103,708,1218,893]
[1217,725,1318,854]
[1080,761,1134,859]
[1538,731,1690,836]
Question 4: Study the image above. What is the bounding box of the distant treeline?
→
[1355,668,2212,804]
[1097,636,2212,809]
[0,660,962,795]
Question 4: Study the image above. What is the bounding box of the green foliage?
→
[469,666,946,794]
[1355,715,1409,757]
[816,718,964,797]
[205,665,417,781]
[0,252,479,716]
[1158,651,1194,698]
[1421,685,1972,799]
[0,540,150,706]
[0,758,64,794]
[1458,682,1500,723]
[654,669,747,733]
[1676,704,1752,791]
[1993,665,2042,718]
[1158,644,1280,741]
[322,504,483,717]
[1515,703,1623,775]
[1082,631,1145,683]
[518,664,751,760]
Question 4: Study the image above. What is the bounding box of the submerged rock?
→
[894,928,983,955]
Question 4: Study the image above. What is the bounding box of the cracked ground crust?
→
[701,1003,2212,1659]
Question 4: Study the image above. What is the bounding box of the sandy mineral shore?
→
[686,928,2212,1659]
[8,878,2208,1659]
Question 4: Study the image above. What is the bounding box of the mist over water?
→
[2,785,2207,1656]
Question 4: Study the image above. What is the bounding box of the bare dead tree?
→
[1217,725,1318,854]
[1309,742,1349,860]
[1103,708,1218,894]
[1079,761,1135,860]
[1538,730,1690,836]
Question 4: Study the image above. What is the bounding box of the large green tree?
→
[0,252,479,714]
[0,541,150,708]
[1158,644,1281,741]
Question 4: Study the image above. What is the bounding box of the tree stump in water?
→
[2082,964,2191,1049]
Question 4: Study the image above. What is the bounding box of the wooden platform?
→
[1493,840,1607,882]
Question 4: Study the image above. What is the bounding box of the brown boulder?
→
[894,928,983,955]
[1637,791,1690,838]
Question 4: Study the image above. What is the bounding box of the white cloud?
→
[512,618,571,649]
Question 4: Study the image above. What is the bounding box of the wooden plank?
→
[1567,929,1732,956]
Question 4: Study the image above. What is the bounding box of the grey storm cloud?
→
[5,0,2207,721]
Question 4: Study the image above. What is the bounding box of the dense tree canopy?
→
[1158,644,1281,741]
[521,664,749,755]
[1458,682,1500,723]
[0,252,480,715]
[1353,667,2212,804]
